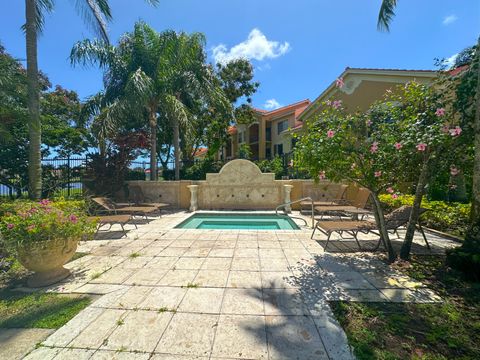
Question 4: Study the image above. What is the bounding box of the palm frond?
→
[21,0,54,34]
[74,0,112,42]
[377,0,398,32]
[70,38,115,68]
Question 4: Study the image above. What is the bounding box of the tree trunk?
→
[400,156,429,260]
[173,116,180,180]
[371,192,397,263]
[149,109,157,181]
[26,0,42,199]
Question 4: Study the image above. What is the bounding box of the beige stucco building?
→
[196,67,437,161]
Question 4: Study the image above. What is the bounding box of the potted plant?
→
[0,200,97,287]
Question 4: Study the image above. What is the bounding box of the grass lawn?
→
[0,289,90,329]
[331,255,480,359]
[0,252,91,329]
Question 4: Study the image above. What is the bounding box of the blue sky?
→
[0,0,478,110]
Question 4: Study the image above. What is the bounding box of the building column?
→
[259,119,266,160]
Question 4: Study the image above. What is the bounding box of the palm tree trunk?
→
[173,116,180,180]
[371,193,397,263]
[400,155,429,260]
[26,0,42,199]
[149,108,157,181]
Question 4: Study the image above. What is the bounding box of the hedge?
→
[379,194,470,238]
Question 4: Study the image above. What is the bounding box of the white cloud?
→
[264,99,282,110]
[442,14,458,25]
[212,28,290,64]
[444,53,459,68]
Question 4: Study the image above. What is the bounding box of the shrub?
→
[0,199,97,252]
[255,157,285,179]
[379,194,470,237]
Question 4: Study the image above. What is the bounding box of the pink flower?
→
[370,142,379,153]
[327,130,335,138]
[374,171,382,178]
[450,166,459,176]
[392,194,399,199]
[441,125,450,134]
[319,171,326,180]
[449,126,462,136]
[367,120,373,126]
[27,224,35,232]
[416,143,427,152]
[7,223,14,230]
[435,108,445,116]
[394,142,403,150]
[332,100,342,109]
[325,100,332,106]
[39,199,50,206]
[335,77,345,88]
[386,187,394,194]
[69,214,78,224]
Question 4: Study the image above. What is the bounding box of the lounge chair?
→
[90,214,136,238]
[311,206,430,251]
[300,184,349,209]
[314,187,372,219]
[128,184,170,210]
[91,197,164,219]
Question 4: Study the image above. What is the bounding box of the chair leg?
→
[120,223,127,238]
[417,224,431,250]
[351,231,363,251]
[324,232,332,250]
[311,225,317,239]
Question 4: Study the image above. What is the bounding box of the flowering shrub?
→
[0,200,97,251]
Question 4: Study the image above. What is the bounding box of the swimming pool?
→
[176,213,300,230]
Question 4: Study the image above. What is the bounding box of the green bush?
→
[255,157,285,179]
[379,194,470,237]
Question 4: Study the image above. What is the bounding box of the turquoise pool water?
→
[176,213,300,230]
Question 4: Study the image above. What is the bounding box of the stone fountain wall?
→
[127,159,353,210]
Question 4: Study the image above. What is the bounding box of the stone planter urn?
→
[17,237,79,287]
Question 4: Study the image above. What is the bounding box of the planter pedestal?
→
[27,267,71,288]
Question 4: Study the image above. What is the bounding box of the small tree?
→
[297,100,400,262]
[371,82,462,260]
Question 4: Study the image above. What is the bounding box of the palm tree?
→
[71,23,231,181]
[23,0,158,199]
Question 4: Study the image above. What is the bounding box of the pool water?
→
[176,213,300,230]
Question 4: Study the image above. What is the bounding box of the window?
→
[266,148,271,159]
[277,120,288,134]
[274,143,284,156]
[238,131,245,144]
[265,127,271,141]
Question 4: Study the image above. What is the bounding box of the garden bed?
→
[331,256,480,359]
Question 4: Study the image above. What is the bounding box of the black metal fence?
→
[0,153,309,199]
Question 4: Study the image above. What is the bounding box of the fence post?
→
[67,157,71,197]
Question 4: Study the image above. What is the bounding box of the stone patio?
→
[22,210,458,359]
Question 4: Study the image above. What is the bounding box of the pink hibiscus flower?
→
[449,126,462,136]
[370,142,379,153]
[332,100,342,109]
[435,108,446,116]
[7,223,14,230]
[394,142,402,150]
[391,194,399,199]
[327,130,335,138]
[374,171,382,178]
[319,171,326,180]
[416,143,427,152]
[335,77,345,88]
[386,187,394,194]
[69,214,78,224]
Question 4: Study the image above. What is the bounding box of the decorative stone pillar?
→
[283,184,293,213]
[187,185,199,212]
